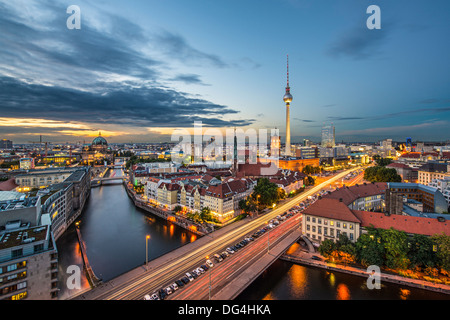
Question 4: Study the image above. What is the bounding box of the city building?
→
[19,158,34,170]
[386,163,418,182]
[302,193,450,247]
[321,124,335,148]
[0,140,13,149]
[15,167,84,190]
[385,182,448,214]
[428,177,450,211]
[0,194,59,300]
[81,133,114,165]
[417,162,450,185]
[0,223,58,300]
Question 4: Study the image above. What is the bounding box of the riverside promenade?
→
[281,244,450,296]
[124,181,207,236]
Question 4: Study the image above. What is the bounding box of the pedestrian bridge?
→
[91,176,126,187]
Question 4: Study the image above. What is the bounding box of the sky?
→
[0,0,449,144]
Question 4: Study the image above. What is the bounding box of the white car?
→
[171,283,179,291]
[206,259,214,268]
[185,272,194,281]
[165,286,173,295]
[144,294,151,300]
[196,267,205,274]
[226,247,235,254]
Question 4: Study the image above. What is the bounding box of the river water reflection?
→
[56,169,449,300]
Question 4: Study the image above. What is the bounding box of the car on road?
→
[200,264,209,271]
[181,276,190,284]
[151,293,159,300]
[226,247,235,254]
[206,259,214,268]
[312,255,323,261]
[222,251,229,257]
[171,283,179,291]
[196,267,205,274]
[144,294,151,300]
[185,272,194,281]
[158,289,167,300]
[175,279,184,287]
[190,271,198,279]
[214,253,223,262]
[165,286,173,295]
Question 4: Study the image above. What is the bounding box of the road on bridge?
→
[74,167,361,300]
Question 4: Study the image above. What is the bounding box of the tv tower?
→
[283,55,293,157]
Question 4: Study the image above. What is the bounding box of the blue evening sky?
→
[0,0,449,143]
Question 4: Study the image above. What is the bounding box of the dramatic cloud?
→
[170,74,210,86]
[0,0,253,142]
[327,23,390,60]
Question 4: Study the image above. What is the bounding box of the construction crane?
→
[28,135,50,157]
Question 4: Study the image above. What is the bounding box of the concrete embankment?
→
[281,247,450,295]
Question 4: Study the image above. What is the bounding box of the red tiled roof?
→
[0,178,18,191]
[302,198,361,223]
[206,179,247,199]
[386,163,412,169]
[323,182,387,205]
[352,211,450,236]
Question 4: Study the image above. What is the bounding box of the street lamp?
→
[145,235,150,270]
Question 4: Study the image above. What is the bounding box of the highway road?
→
[78,166,362,300]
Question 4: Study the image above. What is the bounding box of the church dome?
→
[92,134,107,146]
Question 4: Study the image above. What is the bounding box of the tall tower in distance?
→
[283,54,293,157]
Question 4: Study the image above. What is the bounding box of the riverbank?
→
[281,244,450,295]
[124,181,207,236]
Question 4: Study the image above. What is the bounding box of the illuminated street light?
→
[146,235,150,270]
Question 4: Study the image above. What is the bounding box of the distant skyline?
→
[0,0,449,144]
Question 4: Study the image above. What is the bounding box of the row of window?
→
[305,225,354,241]
[306,231,354,241]
[0,261,26,274]
[305,216,354,230]
[0,281,27,297]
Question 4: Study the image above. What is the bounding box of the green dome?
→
[92,135,107,146]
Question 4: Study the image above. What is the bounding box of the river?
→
[55,168,449,300]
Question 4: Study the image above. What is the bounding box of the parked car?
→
[171,283,179,291]
[196,267,205,274]
[206,259,214,268]
[185,273,194,282]
[214,253,223,263]
[175,279,184,287]
[151,293,159,300]
[165,286,173,295]
[181,276,190,284]
[190,271,198,279]
[226,247,235,254]
[158,289,167,300]
[144,294,151,300]
[201,264,209,271]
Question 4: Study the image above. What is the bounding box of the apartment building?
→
[417,162,450,185]
[0,200,58,300]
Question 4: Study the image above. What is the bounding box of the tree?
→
[431,233,450,271]
[364,166,401,183]
[173,205,183,214]
[252,178,283,208]
[381,228,410,270]
[318,239,336,258]
[407,234,437,269]
[355,233,385,267]
[200,207,213,222]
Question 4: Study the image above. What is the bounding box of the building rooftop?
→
[0,224,48,250]
[322,182,387,205]
[0,196,40,213]
[352,210,450,236]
